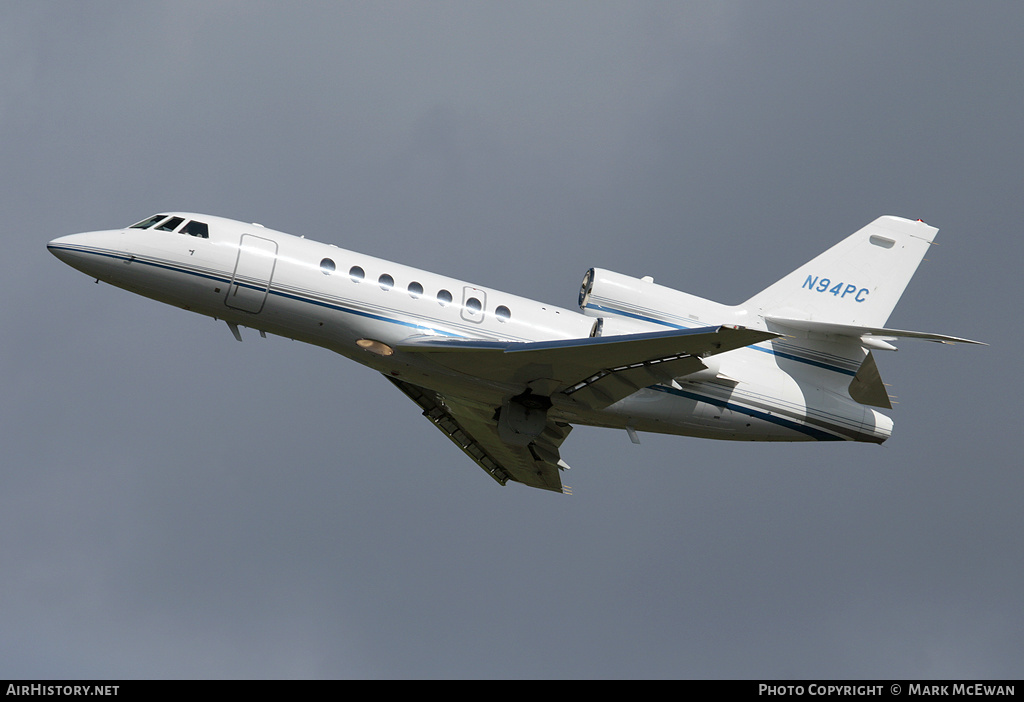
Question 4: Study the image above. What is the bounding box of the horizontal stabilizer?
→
[765,316,985,347]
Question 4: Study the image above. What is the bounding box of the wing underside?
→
[386,325,777,492]
[386,375,573,493]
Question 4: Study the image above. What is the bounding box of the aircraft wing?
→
[385,376,573,494]
[397,325,778,409]
[388,325,775,493]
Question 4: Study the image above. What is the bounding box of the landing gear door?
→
[461,286,486,323]
[225,234,278,314]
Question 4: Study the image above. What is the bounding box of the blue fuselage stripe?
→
[651,385,843,441]
[585,303,857,377]
[49,244,464,337]
[55,244,872,442]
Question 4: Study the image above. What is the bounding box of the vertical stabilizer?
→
[743,216,937,327]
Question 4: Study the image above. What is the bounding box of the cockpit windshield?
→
[155,216,184,231]
[128,214,209,239]
[129,214,170,229]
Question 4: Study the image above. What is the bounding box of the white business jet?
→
[48,213,982,493]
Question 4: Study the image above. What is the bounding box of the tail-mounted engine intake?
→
[579,267,742,337]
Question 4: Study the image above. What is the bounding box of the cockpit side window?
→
[155,216,184,232]
[129,214,170,229]
[182,220,209,238]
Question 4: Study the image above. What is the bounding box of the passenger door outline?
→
[225,234,278,314]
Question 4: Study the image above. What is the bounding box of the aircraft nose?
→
[47,234,82,264]
[47,232,105,270]
[47,230,124,279]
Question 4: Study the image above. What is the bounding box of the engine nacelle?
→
[579,267,746,331]
[579,268,749,383]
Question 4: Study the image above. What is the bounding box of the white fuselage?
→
[48,213,892,444]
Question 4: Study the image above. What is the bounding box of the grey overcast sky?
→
[2,2,1021,679]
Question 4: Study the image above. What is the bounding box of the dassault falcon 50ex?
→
[48,213,983,493]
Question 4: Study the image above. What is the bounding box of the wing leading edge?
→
[397,325,778,408]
